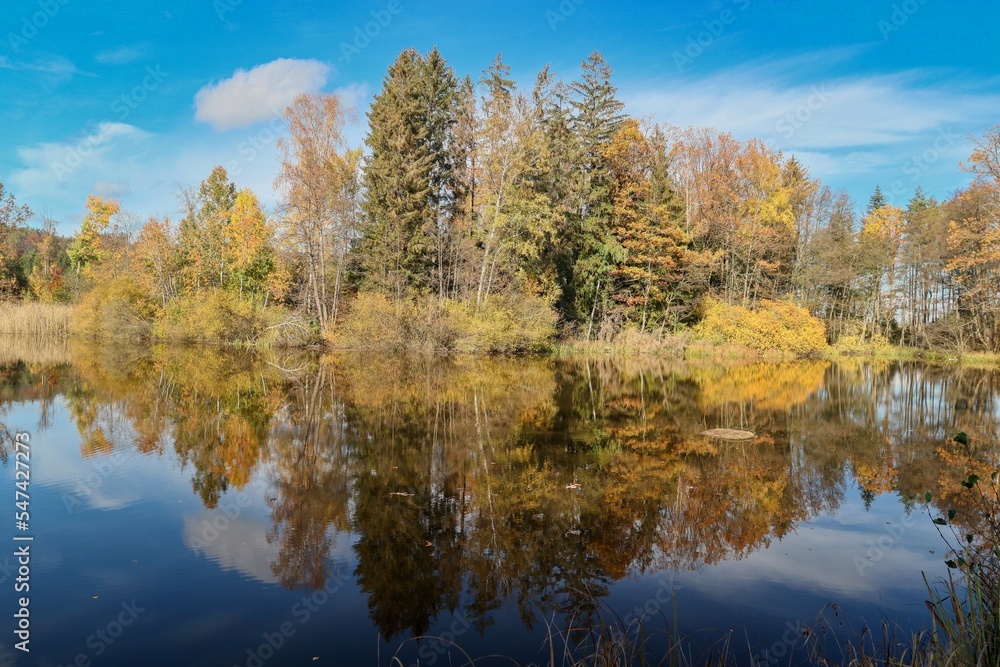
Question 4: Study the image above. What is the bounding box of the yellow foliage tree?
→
[67,195,119,275]
[226,188,281,300]
[857,204,906,340]
[133,217,179,308]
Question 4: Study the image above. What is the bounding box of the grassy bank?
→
[1,298,997,367]
[552,330,690,360]
[558,332,1000,367]
[826,338,1000,367]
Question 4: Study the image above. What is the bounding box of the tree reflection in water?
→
[10,341,1000,644]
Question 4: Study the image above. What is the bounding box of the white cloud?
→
[183,515,280,584]
[194,58,332,131]
[627,70,998,152]
[8,123,150,230]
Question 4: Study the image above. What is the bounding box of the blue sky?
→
[2,0,998,233]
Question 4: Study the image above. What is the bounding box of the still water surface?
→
[1,342,998,666]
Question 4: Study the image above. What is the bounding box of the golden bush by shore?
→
[693,298,829,355]
[64,280,556,353]
[69,279,317,348]
[71,278,158,341]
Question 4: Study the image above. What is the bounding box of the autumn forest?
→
[2,48,999,356]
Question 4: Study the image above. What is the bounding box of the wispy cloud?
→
[624,49,1000,195]
[8,117,297,232]
[11,123,149,198]
[629,47,993,143]
[0,53,94,79]
[194,58,332,131]
[92,178,132,198]
[95,45,147,65]
[631,72,996,149]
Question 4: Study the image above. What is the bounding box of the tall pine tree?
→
[867,184,887,213]
[360,49,434,301]
[420,48,462,298]
[567,51,625,335]
[359,48,461,301]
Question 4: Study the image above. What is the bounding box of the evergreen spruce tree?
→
[360,49,434,300]
[420,47,461,298]
[568,51,625,335]
[867,184,887,213]
[907,185,935,213]
[359,48,461,301]
[530,66,576,316]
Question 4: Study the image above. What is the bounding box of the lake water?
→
[1,341,998,666]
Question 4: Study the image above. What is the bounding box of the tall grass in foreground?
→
[784,434,1000,667]
[925,570,1000,667]
[555,329,691,359]
[388,608,933,667]
[0,302,72,337]
[387,604,720,667]
[920,436,1000,667]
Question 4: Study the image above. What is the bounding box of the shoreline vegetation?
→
[0,301,997,367]
[0,50,996,362]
